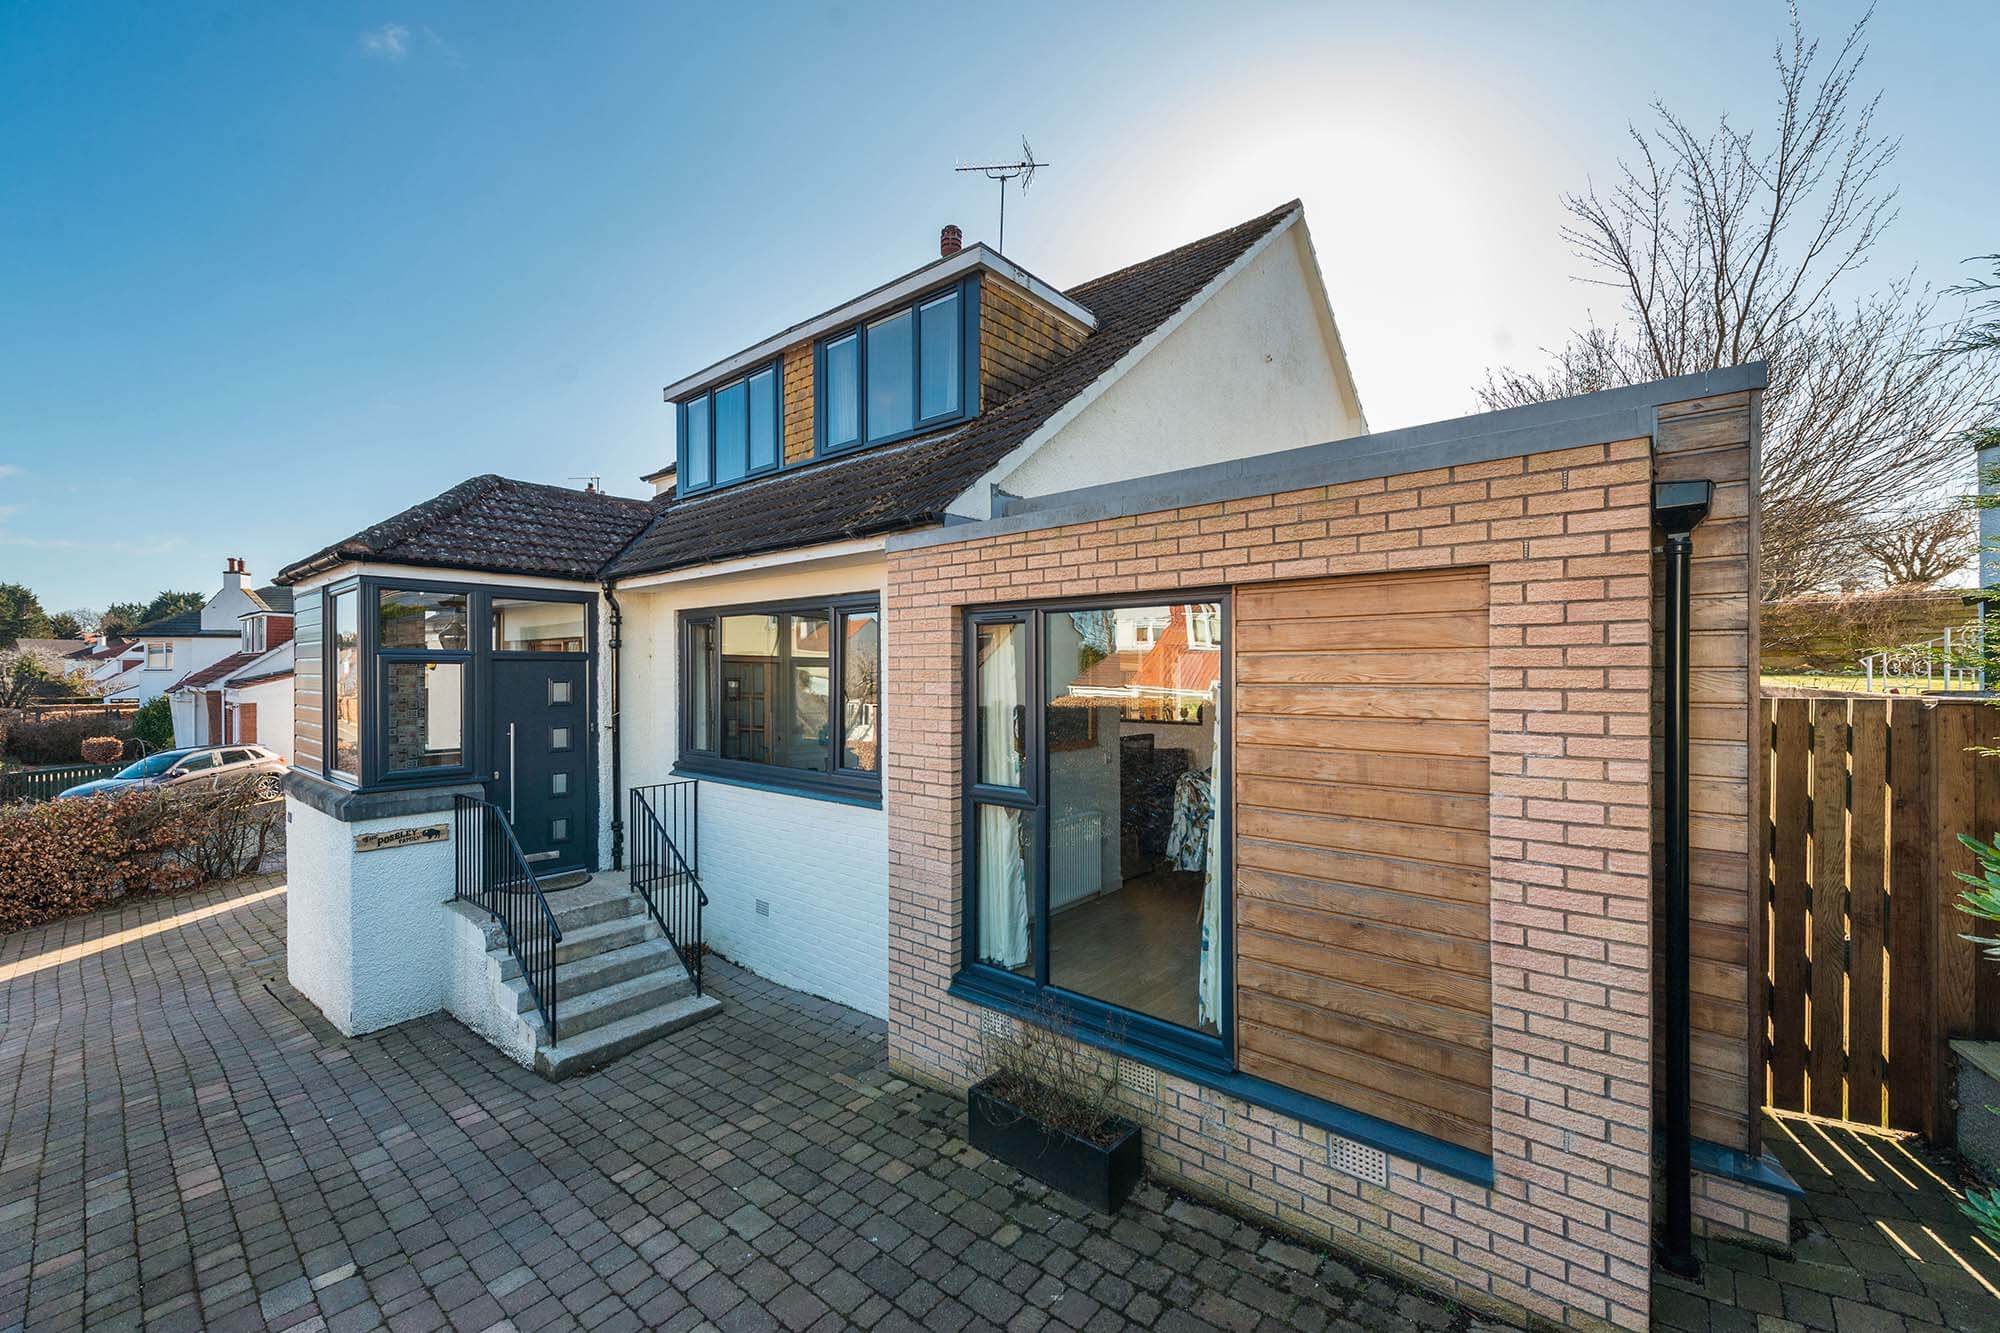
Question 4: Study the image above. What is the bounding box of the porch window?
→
[376,588,470,778]
[815,277,977,456]
[330,588,360,780]
[961,598,1228,1050]
[679,594,881,801]
[675,361,780,496]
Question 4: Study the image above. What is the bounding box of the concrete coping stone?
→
[284,770,483,823]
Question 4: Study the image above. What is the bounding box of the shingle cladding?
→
[275,475,655,586]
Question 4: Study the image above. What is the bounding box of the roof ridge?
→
[1065,199,1299,299]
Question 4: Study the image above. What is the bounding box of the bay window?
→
[679,595,881,801]
[815,277,977,455]
[961,598,1229,1059]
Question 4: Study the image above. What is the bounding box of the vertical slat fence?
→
[1763,695,2000,1139]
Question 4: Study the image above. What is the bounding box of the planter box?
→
[967,1075,1142,1214]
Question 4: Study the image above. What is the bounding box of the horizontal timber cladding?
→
[1234,567,1494,1154]
[292,592,324,771]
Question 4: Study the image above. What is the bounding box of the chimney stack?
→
[222,557,249,590]
[940,223,963,258]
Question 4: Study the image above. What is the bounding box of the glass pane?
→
[823,334,859,449]
[919,291,961,419]
[1044,604,1224,1034]
[779,612,830,771]
[865,310,914,441]
[841,610,880,771]
[378,589,468,651]
[975,622,1026,787]
[332,589,360,779]
[748,366,779,471]
[688,619,716,752]
[719,614,779,764]
[493,598,587,652]
[384,660,463,770]
[683,395,710,488]
[713,380,748,484]
[974,804,1032,976]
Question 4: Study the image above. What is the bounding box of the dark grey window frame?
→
[676,591,882,805]
[673,359,783,497]
[814,274,981,457]
[953,591,1236,1077]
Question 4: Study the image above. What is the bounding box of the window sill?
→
[671,764,882,810]
[948,970,1496,1188]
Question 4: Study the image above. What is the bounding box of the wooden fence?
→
[0,763,124,805]
[1763,696,2000,1138]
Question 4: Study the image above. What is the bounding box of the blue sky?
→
[2,1,1992,612]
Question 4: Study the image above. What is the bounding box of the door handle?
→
[507,723,517,823]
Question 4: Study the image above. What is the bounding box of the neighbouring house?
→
[273,201,1785,1330]
[110,558,275,708]
[166,585,296,756]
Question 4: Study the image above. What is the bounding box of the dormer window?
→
[816,276,977,456]
[676,361,780,495]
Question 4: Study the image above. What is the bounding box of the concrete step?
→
[540,881,645,934]
[501,939,682,1014]
[491,913,661,978]
[533,991,723,1080]
[542,967,698,1041]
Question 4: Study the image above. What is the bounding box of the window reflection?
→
[332,589,360,780]
[842,611,880,771]
[384,661,464,770]
[378,589,468,651]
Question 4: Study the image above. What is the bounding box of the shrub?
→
[132,696,174,753]
[4,712,132,766]
[80,736,123,764]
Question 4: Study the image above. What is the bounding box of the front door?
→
[489,658,589,871]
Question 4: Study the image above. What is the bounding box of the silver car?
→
[59,745,287,800]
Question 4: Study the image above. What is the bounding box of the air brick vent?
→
[755,898,770,918]
[1329,1135,1388,1187]
[980,1010,1011,1041]
[1116,1058,1158,1098]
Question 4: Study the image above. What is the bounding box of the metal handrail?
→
[630,782,707,994]
[454,794,563,1042]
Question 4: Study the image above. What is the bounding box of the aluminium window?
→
[815,277,977,455]
[675,362,780,496]
[375,588,469,777]
[961,597,1229,1061]
[679,594,881,801]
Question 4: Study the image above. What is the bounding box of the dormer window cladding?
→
[678,362,780,494]
[817,277,976,456]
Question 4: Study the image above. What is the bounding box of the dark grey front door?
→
[490,658,589,871]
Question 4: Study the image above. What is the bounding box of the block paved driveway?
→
[0,875,1510,1333]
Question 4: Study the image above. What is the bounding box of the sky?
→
[2,1,1993,613]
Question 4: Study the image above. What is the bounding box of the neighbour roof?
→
[132,608,239,638]
[607,200,1300,580]
[275,475,655,585]
[170,651,263,693]
[10,638,89,658]
[230,662,294,687]
[246,585,294,615]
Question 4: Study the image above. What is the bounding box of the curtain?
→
[1197,689,1223,1029]
[975,627,1029,969]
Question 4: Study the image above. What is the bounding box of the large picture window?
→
[815,277,977,455]
[962,599,1228,1054]
[679,594,881,801]
[676,361,780,496]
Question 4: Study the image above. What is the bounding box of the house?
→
[110,558,273,707]
[166,586,296,755]
[273,201,1785,1330]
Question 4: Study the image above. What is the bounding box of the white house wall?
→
[233,676,294,761]
[979,224,1365,504]
[619,551,890,1019]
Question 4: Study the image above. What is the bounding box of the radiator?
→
[1050,810,1103,911]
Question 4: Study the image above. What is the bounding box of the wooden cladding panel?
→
[780,340,813,465]
[1233,566,1493,1155]
[292,593,323,771]
[979,278,1087,411]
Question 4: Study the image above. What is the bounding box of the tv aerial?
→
[955,136,1046,255]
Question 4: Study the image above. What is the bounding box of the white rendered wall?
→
[284,795,453,1035]
[234,676,294,761]
[619,551,891,1018]
[967,224,1365,508]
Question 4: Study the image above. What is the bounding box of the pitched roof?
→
[607,200,1299,580]
[247,584,294,615]
[275,475,655,585]
[230,662,294,686]
[170,651,264,693]
[131,608,239,638]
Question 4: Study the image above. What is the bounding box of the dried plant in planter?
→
[975,992,1130,1148]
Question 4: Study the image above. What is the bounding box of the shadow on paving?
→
[1654,1111,2000,1331]
[0,874,1518,1332]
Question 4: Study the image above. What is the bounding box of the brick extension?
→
[883,398,1768,1330]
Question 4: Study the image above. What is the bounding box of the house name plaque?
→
[354,824,449,854]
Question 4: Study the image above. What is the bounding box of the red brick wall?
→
[886,435,1675,1329]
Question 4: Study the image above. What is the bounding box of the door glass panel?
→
[919,290,961,419]
[551,772,568,796]
[548,680,572,704]
[493,599,586,652]
[551,818,569,843]
[1043,604,1223,1034]
[974,804,1032,977]
[332,588,360,779]
[378,589,469,651]
[841,610,880,772]
[780,612,830,772]
[747,366,778,471]
[688,619,716,752]
[683,395,710,488]
[550,725,571,751]
[822,334,859,449]
[720,614,778,764]
[714,379,748,484]
[975,621,1026,788]
[384,661,464,770]
[865,310,914,440]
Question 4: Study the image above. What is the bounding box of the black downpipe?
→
[1655,478,1712,1279]
[603,581,624,871]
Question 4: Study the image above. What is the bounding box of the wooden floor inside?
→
[1049,866,1213,1034]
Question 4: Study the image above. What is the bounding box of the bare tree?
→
[1481,4,1999,597]
[1857,505,1977,587]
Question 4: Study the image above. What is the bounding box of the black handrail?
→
[630,781,707,994]
[454,794,563,1043]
